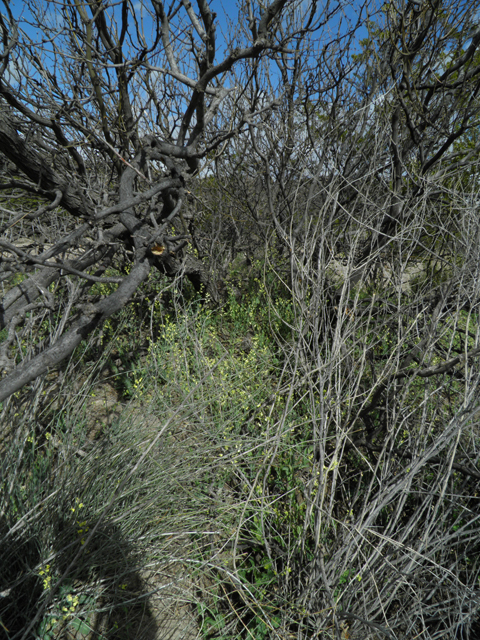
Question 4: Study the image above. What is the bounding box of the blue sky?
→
[9,0,370,52]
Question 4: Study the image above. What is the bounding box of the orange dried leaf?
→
[151,244,165,256]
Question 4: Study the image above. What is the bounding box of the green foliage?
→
[2,254,480,639]
[36,579,96,640]
[224,258,295,343]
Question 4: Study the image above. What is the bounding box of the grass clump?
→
[2,272,480,640]
[0,290,292,640]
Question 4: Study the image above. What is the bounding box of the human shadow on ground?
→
[0,514,157,640]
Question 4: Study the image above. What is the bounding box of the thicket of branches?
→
[1,0,480,639]
[0,0,331,401]
[186,1,480,637]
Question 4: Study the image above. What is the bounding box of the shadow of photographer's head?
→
[0,510,157,640]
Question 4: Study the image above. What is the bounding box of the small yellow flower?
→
[72,498,84,513]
